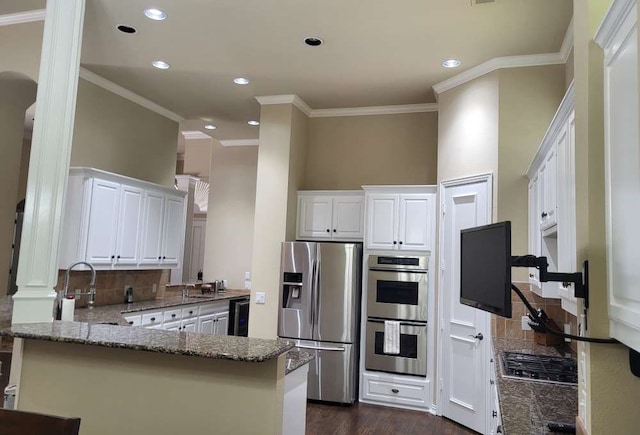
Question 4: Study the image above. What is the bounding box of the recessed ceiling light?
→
[442,59,461,68]
[152,60,170,70]
[304,37,324,47]
[144,8,167,21]
[204,124,216,130]
[233,77,250,85]
[117,24,137,34]
[248,120,260,126]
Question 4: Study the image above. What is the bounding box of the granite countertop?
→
[493,337,578,435]
[0,297,12,330]
[284,349,314,375]
[74,289,251,325]
[1,321,293,363]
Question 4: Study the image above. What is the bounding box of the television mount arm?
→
[511,255,589,308]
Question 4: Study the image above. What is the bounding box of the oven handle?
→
[367,319,427,327]
[368,268,428,274]
[296,344,345,352]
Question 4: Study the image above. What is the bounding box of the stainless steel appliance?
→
[365,319,427,376]
[228,298,249,336]
[367,255,428,321]
[278,242,362,404]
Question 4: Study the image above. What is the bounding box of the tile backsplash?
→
[492,282,578,352]
[56,269,170,308]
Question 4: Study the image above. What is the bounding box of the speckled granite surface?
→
[285,349,314,375]
[493,338,577,435]
[74,290,250,325]
[0,298,12,330]
[1,321,293,362]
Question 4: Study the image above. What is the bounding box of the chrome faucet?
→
[182,283,196,298]
[63,261,97,308]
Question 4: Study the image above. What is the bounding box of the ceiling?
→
[6,0,574,141]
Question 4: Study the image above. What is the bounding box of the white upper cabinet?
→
[296,191,364,241]
[364,186,436,252]
[596,0,640,352]
[59,168,187,271]
[527,84,575,302]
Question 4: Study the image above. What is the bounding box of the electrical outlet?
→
[244,280,251,290]
[521,315,532,331]
[564,323,571,342]
[255,292,266,304]
[152,284,157,293]
[124,285,133,296]
[74,289,81,300]
[244,271,251,280]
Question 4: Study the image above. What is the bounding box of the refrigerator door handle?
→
[310,260,317,328]
[314,248,321,331]
[296,344,346,352]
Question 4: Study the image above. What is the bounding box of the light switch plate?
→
[255,292,266,304]
[244,281,251,290]
[521,315,532,331]
[245,271,251,280]
[564,323,571,342]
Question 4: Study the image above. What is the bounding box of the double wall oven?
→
[365,255,428,377]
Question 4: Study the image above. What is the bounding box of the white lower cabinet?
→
[360,372,430,410]
[125,301,231,335]
[282,364,310,435]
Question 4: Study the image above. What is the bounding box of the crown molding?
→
[560,17,574,62]
[255,94,312,116]
[220,139,259,147]
[79,67,185,122]
[181,130,212,140]
[310,103,438,118]
[594,0,636,50]
[0,9,45,27]
[433,52,565,97]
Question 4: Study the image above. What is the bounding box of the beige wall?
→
[437,72,499,193]
[18,340,285,435]
[305,112,438,190]
[204,142,258,288]
[497,65,566,281]
[71,79,179,187]
[566,48,575,89]
[0,21,43,81]
[573,1,640,433]
[183,138,213,178]
[0,74,37,301]
[286,106,309,240]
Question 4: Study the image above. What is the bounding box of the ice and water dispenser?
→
[282,272,303,309]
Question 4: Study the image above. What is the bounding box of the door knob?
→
[469,333,484,341]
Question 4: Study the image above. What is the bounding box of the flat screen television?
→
[460,221,512,318]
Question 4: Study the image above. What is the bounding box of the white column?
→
[12,0,86,324]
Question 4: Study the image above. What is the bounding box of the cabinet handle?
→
[541,212,548,218]
[117,255,121,259]
[399,241,403,245]
[393,241,397,245]
[158,256,161,260]
[490,380,495,385]
[128,321,134,325]
[150,317,156,322]
[326,229,330,233]
[162,256,166,260]
[111,255,115,260]
[562,282,571,288]
[492,411,498,418]
[189,311,193,315]
[333,229,336,233]
[391,388,399,394]
[529,273,534,278]
[171,314,176,318]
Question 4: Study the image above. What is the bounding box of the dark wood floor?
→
[306,402,477,435]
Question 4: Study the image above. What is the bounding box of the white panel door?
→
[439,175,492,434]
[398,194,432,251]
[366,194,398,250]
[85,178,120,265]
[181,318,198,332]
[139,191,165,264]
[114,184,144,265]
[162,195,186,265]
[332,195,365,240]
[189,218,207,282]
[298,195,333,239]
[215,311,229,336]
[198,314,216,334]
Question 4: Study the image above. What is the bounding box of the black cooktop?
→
[501,351,577,385]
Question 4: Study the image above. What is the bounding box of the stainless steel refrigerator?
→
[278,242,362,404]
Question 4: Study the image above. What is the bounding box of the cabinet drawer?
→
[200,302,228,316]
[163,308,181,322]
[362,375,428,407]
[181,306,199,319]
[123,314,141,326]
[141,311,163,326]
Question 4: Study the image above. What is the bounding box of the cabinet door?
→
[332,195,364,240]
[528,175,541,286]
[215,311,229,336]
[541,147,557,229]
[557,112,578,315]
[198,314,216,334]
[366,194,398,250]
[181,318,198,332]
[161,194,186,265]
[163,320,181,331]
[398,194,432,251]
[114,184,144,265]
[297,195,333,239]
[139,191,165,264]
[85,178,120,265]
